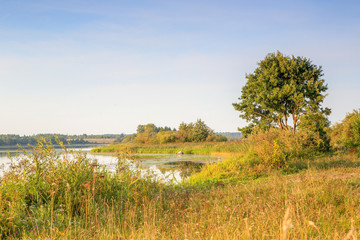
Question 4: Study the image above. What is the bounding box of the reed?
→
[91,141,250,155]
[17,163,360,239]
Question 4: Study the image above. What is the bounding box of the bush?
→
[188,128,327,185]
[177,119,213,142]
[329,109,360,152]
[298,111,331,152]
[156,131,177,144]
[245,128,324,168]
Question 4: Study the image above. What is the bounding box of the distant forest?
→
[215,132,242,140]
[0,134,126,146]
[0,131,242,147]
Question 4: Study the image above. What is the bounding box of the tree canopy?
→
[122,120,226,144]
[177,119,213,142]
[329,109,360,149]
[233,51,330,136]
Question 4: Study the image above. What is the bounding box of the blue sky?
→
[1,0,360,134]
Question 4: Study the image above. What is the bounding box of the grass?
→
[17,160,360,239]
[1,139,359,239]
[0,140,160,239]
[91,141,249,156]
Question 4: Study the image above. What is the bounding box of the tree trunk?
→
[293,118,297,134]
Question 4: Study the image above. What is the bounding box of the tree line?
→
[121,119,227,144]
[0,134,126,146]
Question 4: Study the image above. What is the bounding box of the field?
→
[0,136,359,239]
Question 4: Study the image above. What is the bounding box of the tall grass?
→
[186,128,332,185]
[16,160,360,239]
[0,139,160,238]
[91,141,250,156]
[1,139,359,239]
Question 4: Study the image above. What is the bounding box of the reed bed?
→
[91,141,250,156]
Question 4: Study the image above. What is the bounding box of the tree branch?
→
[253,111,275,122]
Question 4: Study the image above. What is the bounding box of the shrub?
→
[177,119,213,142]
[188,128,326,184]
[245,127,326,168]
[329,109,360,152]
[298,111,331,151]
[156,131,177,144]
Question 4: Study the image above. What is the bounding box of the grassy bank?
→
[23,171,360,239]
[91,141,249,156]
[1,139,359,239]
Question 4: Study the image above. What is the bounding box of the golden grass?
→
[16,164,360,239]
[2,140,360,239]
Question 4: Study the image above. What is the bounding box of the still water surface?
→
[0,148,221,183]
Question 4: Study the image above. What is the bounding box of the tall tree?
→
[192,119,213,142]
[233,51,330,135]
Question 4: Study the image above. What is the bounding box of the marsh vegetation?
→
[0,139,359,239]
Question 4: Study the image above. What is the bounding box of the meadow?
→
[0,127,359,239]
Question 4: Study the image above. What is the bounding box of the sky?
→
[1,0,360,135]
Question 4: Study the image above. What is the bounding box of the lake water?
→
[0,148,221,183]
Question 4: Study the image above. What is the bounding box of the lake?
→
[0,148,221,183]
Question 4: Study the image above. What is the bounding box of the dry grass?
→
[15,165,360,239]
[1,140,360,239]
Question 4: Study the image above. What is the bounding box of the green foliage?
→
[0,134,84,146]
[298,111,331,151]
[136,124,145,133]
[136,124,173,135]
[330,109,360,152]
[1,138,360,238]
[193,119,213,142]
[122,120,225,144]
[133,123,174,144]
[92,141,248,155]
[188,128,330,184]
[233,51,330,135]
[177,122,191,142]
[246,129,293,169]
[134,123,183,144]
[177,119,214,142]
[0,139,159,238]
[0,134,127,146]
[156,131,177,144]
[247,127,331,167]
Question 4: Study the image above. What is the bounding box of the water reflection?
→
[0,149,221,183]
[158,161,204,178]
[90,153,220,183]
